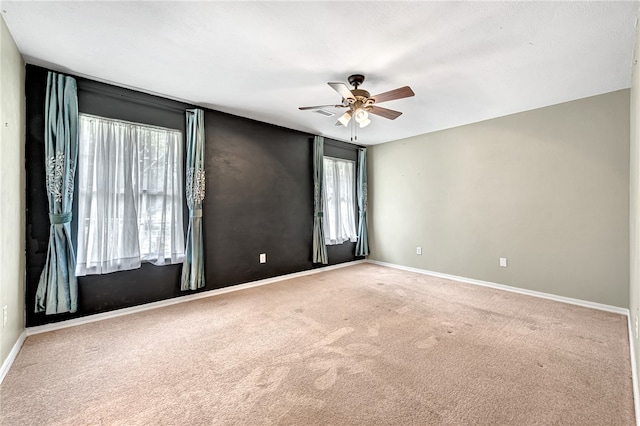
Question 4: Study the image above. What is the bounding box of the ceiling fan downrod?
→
[348,74,365,89]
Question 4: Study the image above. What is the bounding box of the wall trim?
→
[628,314,640,426]
[367,260,628,315]
[0,330,27,385]
[26,260,366,336]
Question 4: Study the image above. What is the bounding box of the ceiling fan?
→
[299,74,415,128]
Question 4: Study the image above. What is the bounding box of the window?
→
[75,114,185,276]
[323,157,357,245]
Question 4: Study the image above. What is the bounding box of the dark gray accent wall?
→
[25,65,362,327]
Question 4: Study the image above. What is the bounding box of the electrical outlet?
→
[2,306,7,328]
[259,253,266,264]
[499,257,508,267]
[416,247,422,255]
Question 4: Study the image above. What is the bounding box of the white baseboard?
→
[26,260,366,336]
[366,259,628,315]
[627,314,640,426]
[0,330,26,385]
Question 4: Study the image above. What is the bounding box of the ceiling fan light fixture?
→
[354,108,369,123]
[337,111,352,126]
[358,117,371,128]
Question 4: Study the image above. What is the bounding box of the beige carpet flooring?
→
[0,263,634,425]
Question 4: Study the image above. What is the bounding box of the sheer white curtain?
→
[323,157,357,245]
[76,114,185,276]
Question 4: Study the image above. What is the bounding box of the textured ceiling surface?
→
[1,1,638,145]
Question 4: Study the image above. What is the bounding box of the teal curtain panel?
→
[312,136,328,264]
[355,147,370,256]
[181,109,206,290]
[35,72,79,314]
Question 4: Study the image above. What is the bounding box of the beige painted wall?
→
[629,15,640,403]
[369,90,629,308]
[0,16,25,368]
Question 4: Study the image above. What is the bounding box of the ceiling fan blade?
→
[328,82,355,101]
[299,104,345,111]
[371,86,415,104]
[335,111,352,126]
[369,105,403,120]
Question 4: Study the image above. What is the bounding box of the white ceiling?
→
[1,1,639,145]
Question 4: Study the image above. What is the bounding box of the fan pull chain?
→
[350,119,353,142]
[351,118,357,142]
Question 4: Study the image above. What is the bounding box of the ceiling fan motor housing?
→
[350,89,375,112]
[351,89,370,99]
